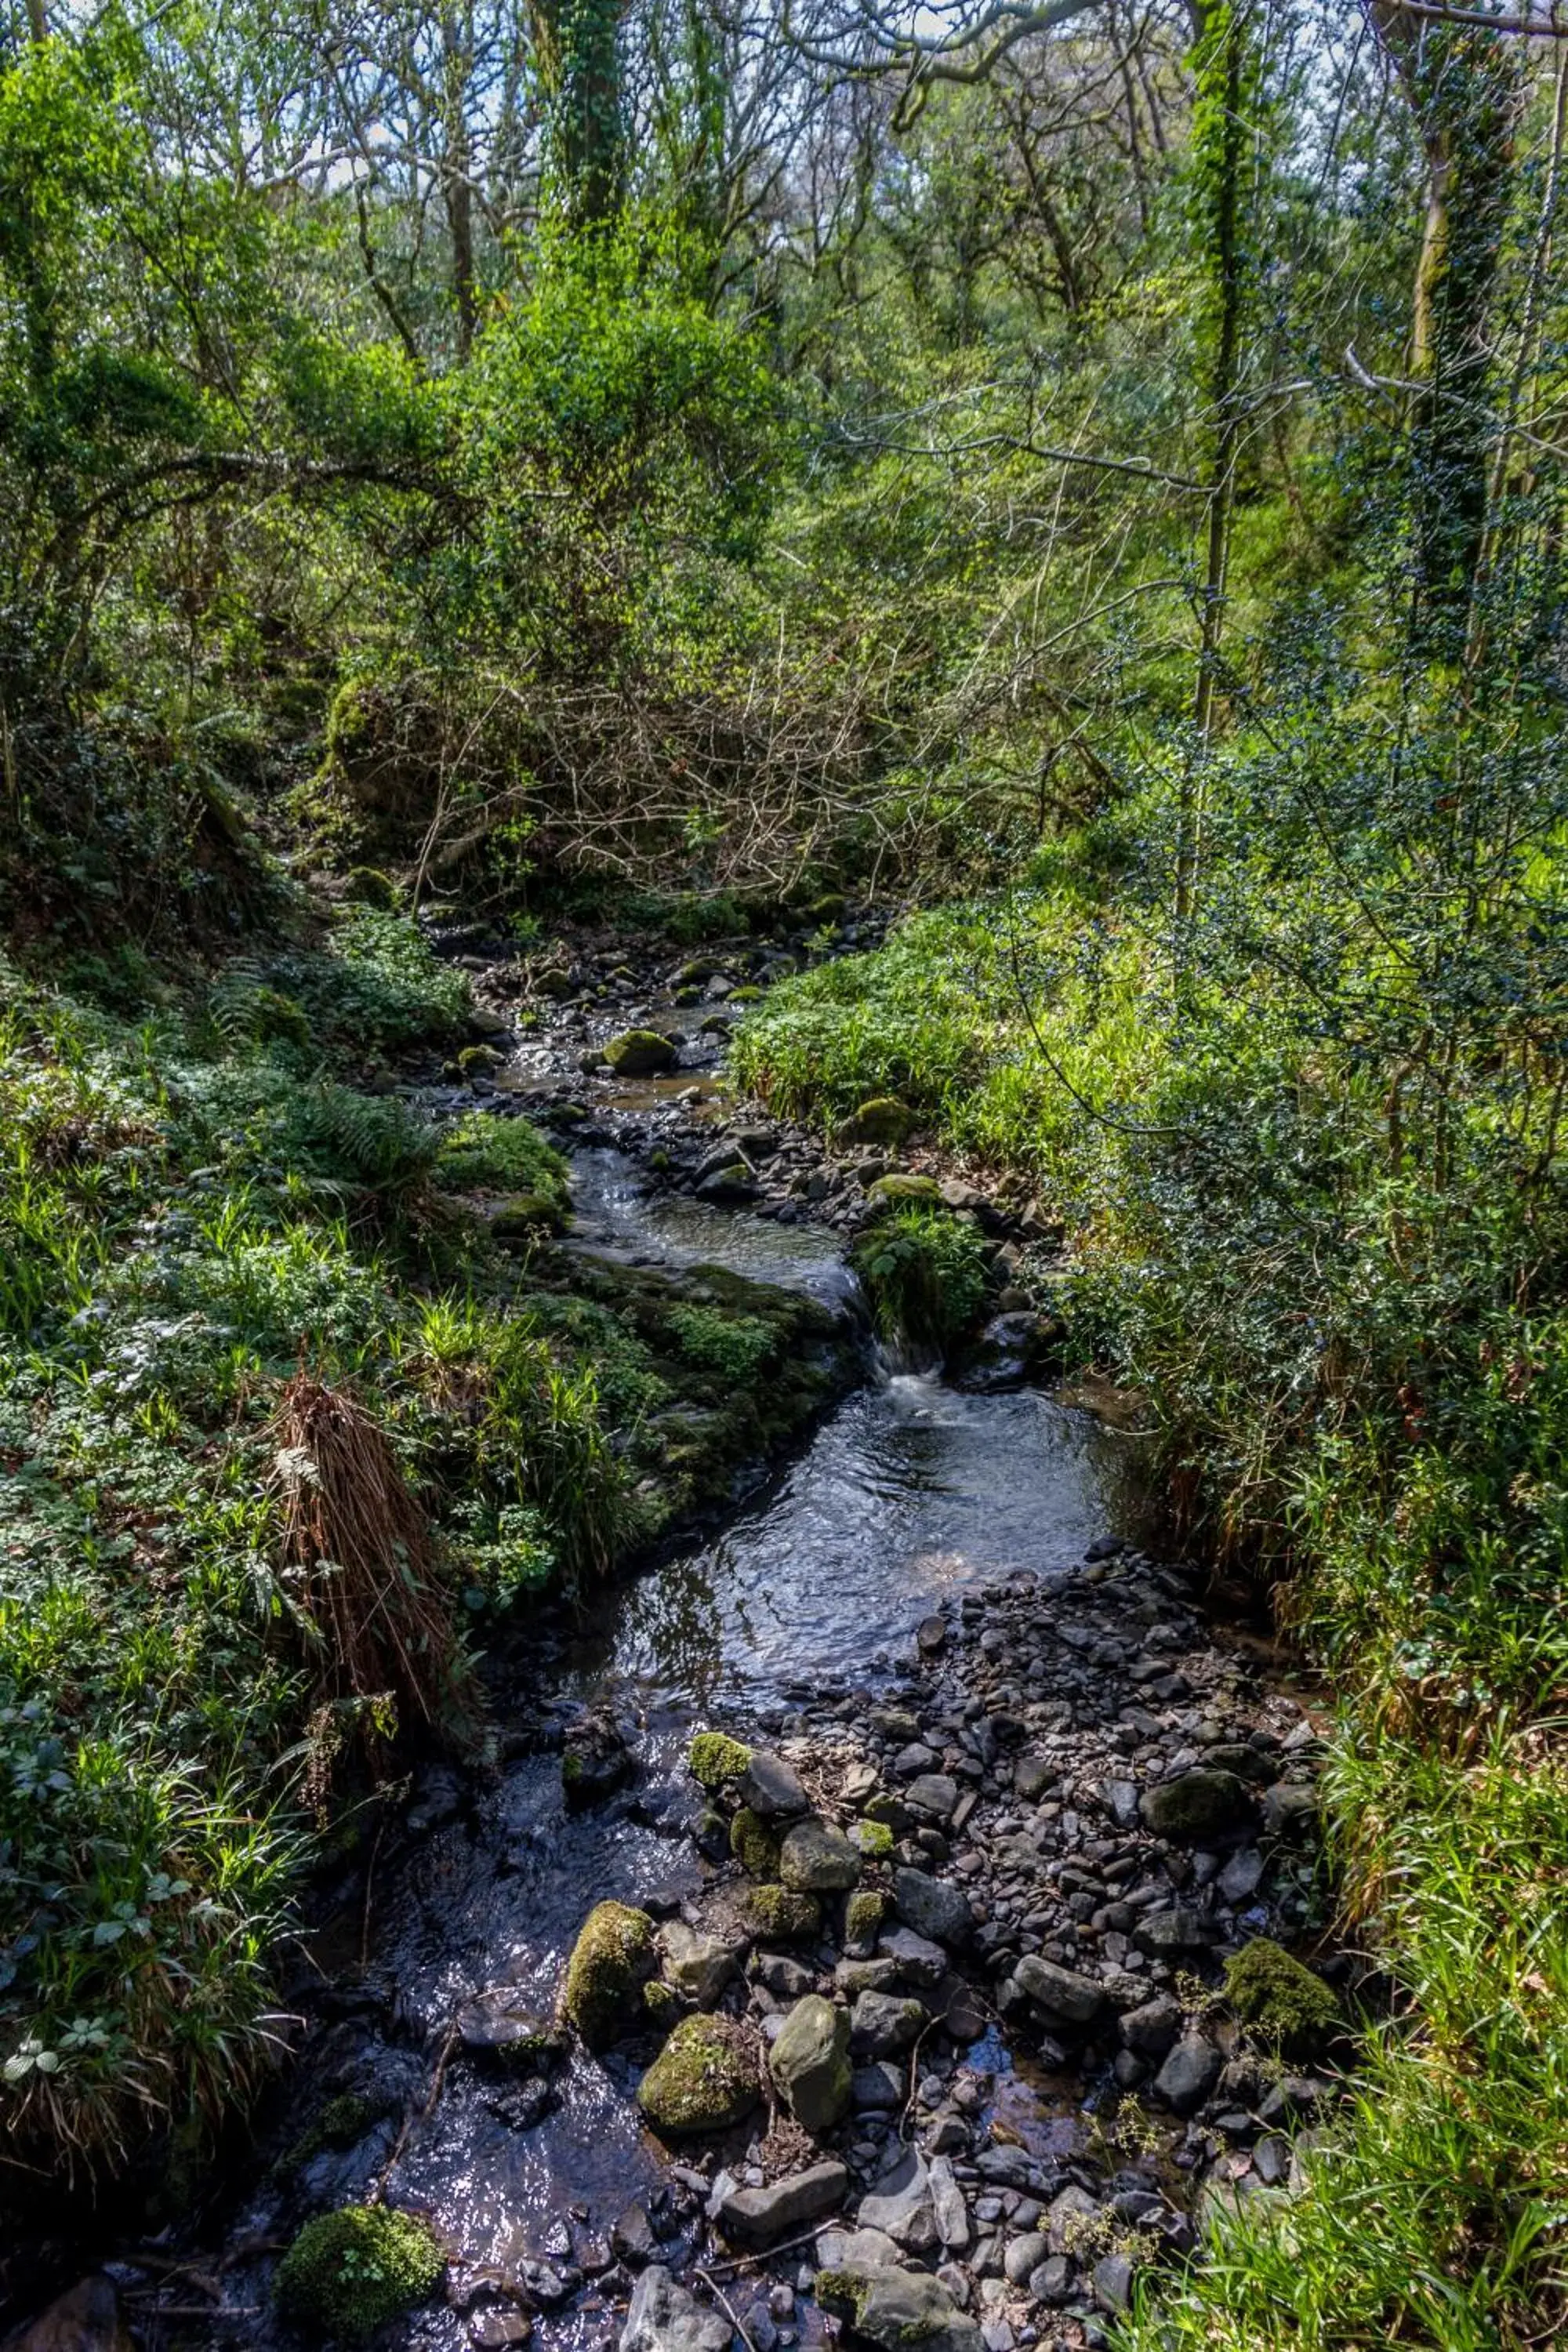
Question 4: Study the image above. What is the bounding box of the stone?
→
[604,1030,679,1077]
[718,2162,850,2249]
[756,1954,814,2000]
[770,1996,853,2132]
[1045,2185,1102,2255]
[949,1313,1062,1396]
[815,2227,904,2271]
[612,2205,660,2266]
[815,2267,979,2352]
[688,1732,753,1789]
[869,1172,943,1204]
[906,1774,960,1822]
[1261,1780,1319,1838]
[697,1163,758,1203]
[741,1751,810,1819]
[1117,1994,1182,2057]
[1012,1757,1053,1802]
[1134,1906,1214,1957]
[894,1868,975,1949]
[1153,2034,1221,2114]
[619,2267,731,2352]
[1221,1938,1339,2056]
[560,1902,657,2052]
[878,1927,948,1991]
[1003,2234,1050,2287]
[659,1921,737,2010]
[5,2279,132,2352]
[637,2015,760,2136]
[731,1807,782,1880]
[928,2155,971,2253]
[1026,2256,1074,2307]
[852,2062,904,2112]
[857,2150,937,2252]
[561,1711,636,1807]
[1139,1769,1254,1841]
[1013,1955,1105,2027]
[851,1991,927,2056]
[470,2313,532,2347]
[1218,1846,1266,1904]
[1091,2254,1135,2314]
[916,1617,948,1657]
[780,1820,861,1893]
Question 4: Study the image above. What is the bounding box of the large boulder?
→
[771,1995,853,2132]
[780,1820,861,1893]
[1013,1955,1105,2027]
[604,1029,679,1077]
[560,1901,656,2051]
[637,2014,760,2136]
[740,1750,810,1820]
[619,2267,731,2352]
[832,1098,914,1151]
[814,2264,980,2352]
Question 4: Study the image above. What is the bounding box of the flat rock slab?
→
[718,2161,849,2248]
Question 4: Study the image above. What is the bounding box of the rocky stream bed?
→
[8,916,1352,2352]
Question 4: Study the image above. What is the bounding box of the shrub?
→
[851,1205,991,1356]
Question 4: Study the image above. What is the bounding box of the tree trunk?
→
[528,0,627,230]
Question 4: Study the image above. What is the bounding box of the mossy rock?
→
[637,2013,760,2136]
[833,1096,914,1150]
[273,2205,444,2342]
[849,1818,895,1859]
[490,1192,569,1240]
[731,1806,782,1880]
[844,1889,886,1947]
[1222,1938,1340,2058]
[458,1043,503,1077]
[560,1900,657,2052]
[604,1029,679,1076]
[869,1174,943,1206]
[689,1731,754,1790]
[345,866,397,909]
[743,1885,822,1943]
[644,1978,682,2030]
[281,2092,394,2172]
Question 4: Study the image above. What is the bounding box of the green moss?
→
[637,2013,760,2136]
[844,1889,887,1945]
[850,1818,895,1858]
[273,2205,444,2342]
[345,866,397,909]
[559,1900,656,2052]
[281,2092,392,2170]
[1222,1938,1340,2056]
[689,1730,754,1789]
[731,1806,782,1879]
[833,1096,914,1149]
[457,1043,503,1077]
[435,1109,569,1210]
[643,1977,681,2029]
[869,1173,943,1204]
[742,1885,822,1942]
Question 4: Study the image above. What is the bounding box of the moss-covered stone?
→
[643,1978,681,2030]
[458,1042,503,1077]
[689,1731,754,1790]
[637,2013,760,2136]
[273,2205,444,2342]
[869,1173,943,1205]
[1222,1938,1340,2056]
[731,1806,782,1879]
[604,1029,679,1076]
[850,1818,895,1859]
[743,1885,822,1943]
[490,1191,569,1240]
[281,2092,392,2170]
[844,1890,887,1948]
[559,1900,657,2052]
[833,1097,913,1150]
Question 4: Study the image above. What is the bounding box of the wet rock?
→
[780,1819,861,1893]
[1152,2034,1221,2114]
[637,2015,760,2136]
[470,2312,532,2347]
[850,1991,927,2056]
[612,2205,660,2266]
[697,1162,758,1204]
[741,1751,810,1820]
[857,2150,938,2252]
[1139,1769,1254,1841]
[731,1808,782,1879]
[619,2267,731,2352]
[916,1617,948,1657]
[605,1030,679,1077]
[659,1921,738,2009]
[456,1990,565,2069]
[949,1314,1062,1396]
[717,2161,850,2248]
[814,2263,980,2352]
[771,1995,853,2132]
[1013,1955,1105,2027]
[5,2278,132,2352]
[815,2227,904,2270]
[688,1732,753,1790]
[561,1902,657,2052]
[893,1869,975,1950]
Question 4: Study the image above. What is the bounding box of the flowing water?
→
[214,1145,1146,2349]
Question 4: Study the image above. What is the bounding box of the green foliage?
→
[273,2205,445,2341]
[666,1302,775,1381]
[851,1205,992,1356]
[434,1111,570,1215]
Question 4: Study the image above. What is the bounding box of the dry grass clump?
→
[270,1374,473,1756]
